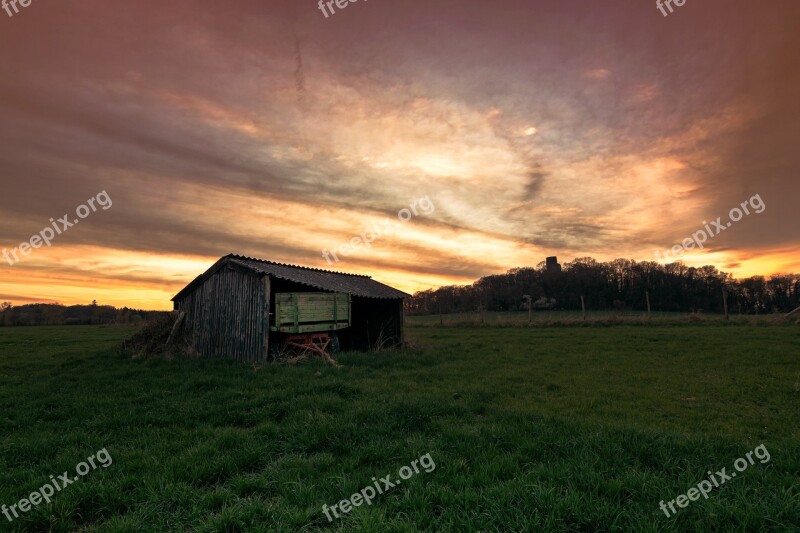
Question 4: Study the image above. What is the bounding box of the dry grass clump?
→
[269,338,341,367]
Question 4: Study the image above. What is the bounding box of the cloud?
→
[0,0,798,308]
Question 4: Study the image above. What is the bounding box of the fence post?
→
[722,288,729,321]
[581,295,586,321]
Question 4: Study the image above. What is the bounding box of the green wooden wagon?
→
[270,292,351,356]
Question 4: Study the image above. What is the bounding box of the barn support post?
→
[262,275,271,361]
[399,299,406,347]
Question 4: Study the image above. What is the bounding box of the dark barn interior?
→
[269,277,404,351]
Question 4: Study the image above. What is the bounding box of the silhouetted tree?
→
[406,257,798,316]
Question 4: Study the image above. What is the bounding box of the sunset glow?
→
[1,1,798,310]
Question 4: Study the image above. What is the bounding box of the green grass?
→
[0,325,798,532]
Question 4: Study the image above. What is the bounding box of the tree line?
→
[406,258,800,316]
[0,302,169,326]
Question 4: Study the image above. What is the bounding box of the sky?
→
[0,0,798,310]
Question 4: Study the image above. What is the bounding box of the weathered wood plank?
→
[273,292,351,333]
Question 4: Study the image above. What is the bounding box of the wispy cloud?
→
[0,0,798,308]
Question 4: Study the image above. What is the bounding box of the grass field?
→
[0,325,798,532]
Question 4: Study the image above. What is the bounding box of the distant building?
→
[546,256,562,273]
[172,254,409,362]
[532,296,557,310]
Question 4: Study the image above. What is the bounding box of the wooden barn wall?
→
[175,267,269,362]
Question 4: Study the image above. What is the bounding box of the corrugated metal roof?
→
[172,254,410,301]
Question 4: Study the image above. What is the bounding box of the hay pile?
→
[121,312,193,359]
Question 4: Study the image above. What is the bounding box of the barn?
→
[171,254,410,362]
